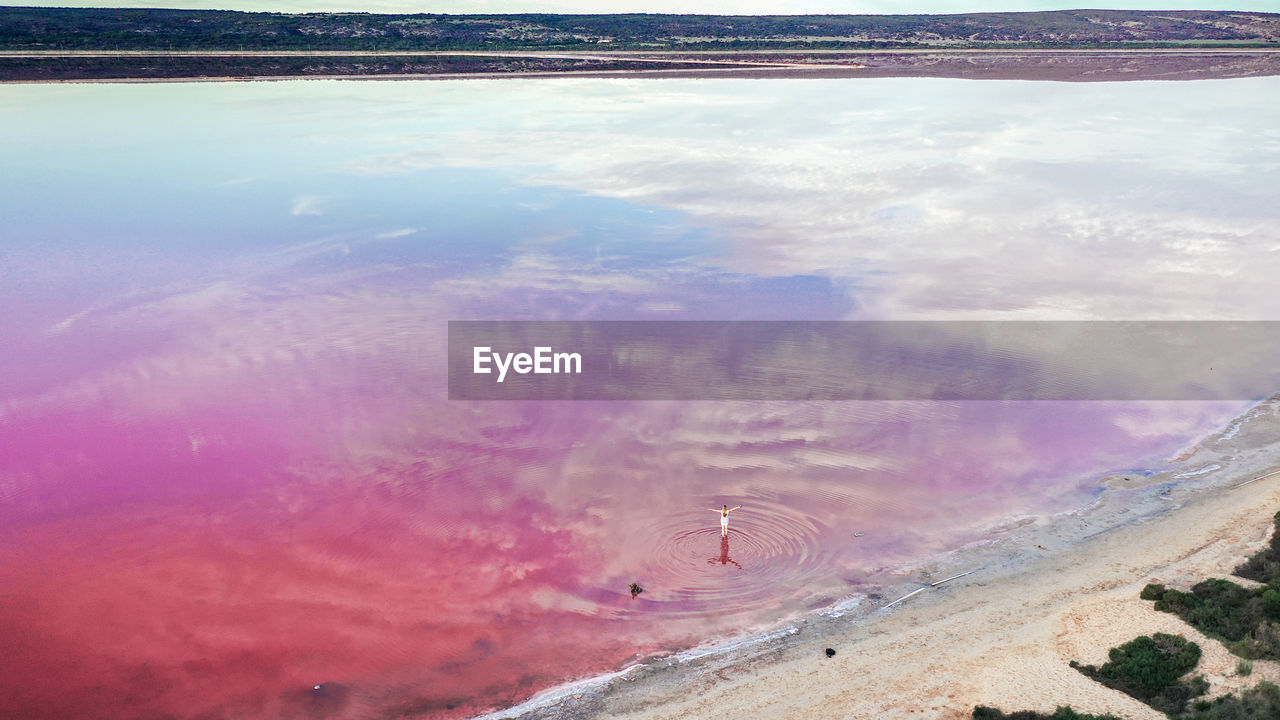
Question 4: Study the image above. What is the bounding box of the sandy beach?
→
[482,397,1280,720]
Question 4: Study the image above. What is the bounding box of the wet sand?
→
[484,396,1280,719]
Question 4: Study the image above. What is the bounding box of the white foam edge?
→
[820,595,864,618]
[470,663,646,720]
[1174,463,1222,479]
[674,623,801,662]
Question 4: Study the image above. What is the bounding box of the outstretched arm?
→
[728,506,742,513]
[708,509,723,513]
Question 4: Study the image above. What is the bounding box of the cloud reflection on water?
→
[342,78,1280,319]
[0,77,1277,719]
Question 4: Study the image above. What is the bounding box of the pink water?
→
[2,77,1277,720]
[0,317,1241,719]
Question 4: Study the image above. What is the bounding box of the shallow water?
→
[1,77,1278,720]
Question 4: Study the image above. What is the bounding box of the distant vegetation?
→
[0,53,720,80]
[1,7,1277,51]
[1070,634,1206,715]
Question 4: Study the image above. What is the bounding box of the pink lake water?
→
[2,77,1279,719]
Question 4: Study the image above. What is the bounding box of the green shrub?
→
[1235,511,1280,584]
[1226,621,1280,661]
[979,681,1280,720]
[1144,578,1280,660]
[972,706,1123,720]
[1099,633,1200,693]
[1181,680,1280,719]
[1072,634,1205,715]
[1141,583,1166,601]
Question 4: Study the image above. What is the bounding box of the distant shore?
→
[5,6,1277,83]
[480,395,1280,720]
[3,48,1280,83]
[3,7,1276,54]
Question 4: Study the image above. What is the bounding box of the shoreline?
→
[4,48,1280,57]
[3,49,1279,84]
[477,395,1280,720]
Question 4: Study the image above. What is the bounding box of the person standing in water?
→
[709,504,742,537]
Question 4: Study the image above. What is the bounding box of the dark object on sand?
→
[629,582,644,598]
[825,648,836,657]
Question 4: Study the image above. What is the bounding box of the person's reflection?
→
[708,532,742,570]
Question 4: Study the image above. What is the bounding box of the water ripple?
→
[622,501,832,617]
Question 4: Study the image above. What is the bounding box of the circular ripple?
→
[623,500,832,618]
